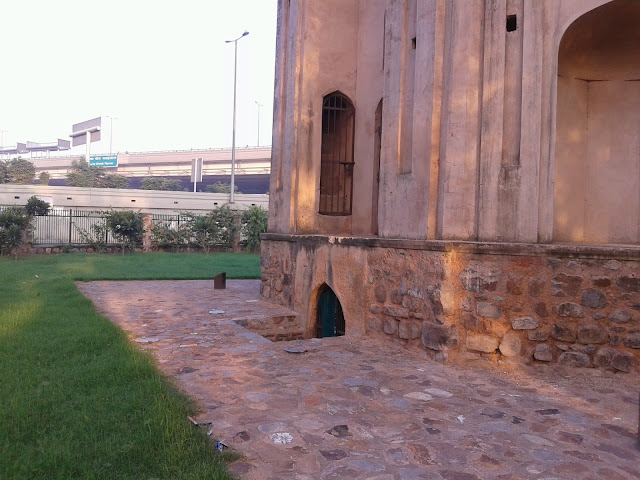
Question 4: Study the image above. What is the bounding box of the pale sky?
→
[0,0,277,155]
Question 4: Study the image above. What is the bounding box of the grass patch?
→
[0,253,260,479]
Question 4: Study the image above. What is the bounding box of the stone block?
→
[382,305,409,319]
[390,289,404,305]
[611,351,635,372]
[366,317,383,333]
[551,323,576,342]
[569,344,597,354]
[460,266,498,293]
[576,322,608,344]
[374,285,386,303]
[369,304,383,314]
[466,334,499,353]
[534,344,553,362]
[402,296,417,311]
[528,278,545,297]
[476,302,502,319]
[512,316,538,330]
[506,276,523,295]
[551,274,583,297]
[592,276,611,287]
[528,330,548,342]
[624,332,640,349]
[554,302,585,318]
[593,348,634,372]
[557,352,591,368]
[609,310,631,324]
[580,289,606,309]
[463,314,486,333]
[617,276,640,292]
[593,347,614,369]
[421,322,459,351]
[532,301,549,317]
[398,320,421,340]
[461,296,473,312]
[383,318,398,336]
[499,332,521,357]
[603,260,621,270]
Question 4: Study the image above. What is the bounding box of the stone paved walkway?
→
[77,280,640,480]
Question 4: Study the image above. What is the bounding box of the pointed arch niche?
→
[553,0,640,244]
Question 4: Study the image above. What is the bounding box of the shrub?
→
[39,171,51,185]
[0,207,32,256]
[187,214,220,254]
[142,178,183,191]
[149,220,190,251]
[241,205,268,252]
[25,196,50,216]
[75,222,108,253]
[209,205,237,251]
[105,210,144,254]
[205,181,241,194]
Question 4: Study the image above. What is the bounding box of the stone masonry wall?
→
[261,235,640,373]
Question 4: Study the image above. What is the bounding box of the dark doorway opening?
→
[316,286,345,338]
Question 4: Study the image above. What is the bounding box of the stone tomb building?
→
[261,0,640,371]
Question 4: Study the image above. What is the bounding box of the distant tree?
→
[206,181,241,194]
[39,171,51,185]
[141,177,182,191]
[6,157,36,184]
[66,157,101,187]
[0,161,7,184]
[98,173,130,189]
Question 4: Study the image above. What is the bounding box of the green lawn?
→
[0,252,260,480]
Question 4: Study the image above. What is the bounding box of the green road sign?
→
[89,154,118,167]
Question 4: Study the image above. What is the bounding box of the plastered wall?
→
[269,0,640,246]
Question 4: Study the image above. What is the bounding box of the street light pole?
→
[105,115,118,154]
[225,30,249,204]
[255,100,263,146]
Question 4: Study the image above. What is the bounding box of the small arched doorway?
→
[316,286,345,338]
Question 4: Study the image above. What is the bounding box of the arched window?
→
[319,92,355,215]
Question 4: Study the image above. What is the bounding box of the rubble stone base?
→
[261,234,640,372]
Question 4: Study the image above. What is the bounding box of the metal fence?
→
[1,208,250,247]
[31,209,116,245]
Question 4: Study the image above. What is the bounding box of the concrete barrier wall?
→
[0,184,269,214]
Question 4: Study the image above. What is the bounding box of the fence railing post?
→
[68,209,73,245]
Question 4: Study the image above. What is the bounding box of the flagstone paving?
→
[77,279,640,480]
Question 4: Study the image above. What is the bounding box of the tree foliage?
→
[105,210,144,254]
[241,205,268,252]
[205,181,241,194]
[39,171,51,185]
[0,206,32,257]
[0,162,7,184]
[99,173,130,189]
[25,196,50,216]
[66,157,129,189]
[141,177,183,191]
[5,157,36,184]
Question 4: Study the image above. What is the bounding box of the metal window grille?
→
[319,92,355,215]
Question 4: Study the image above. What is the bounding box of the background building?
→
[28,146,271,193]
